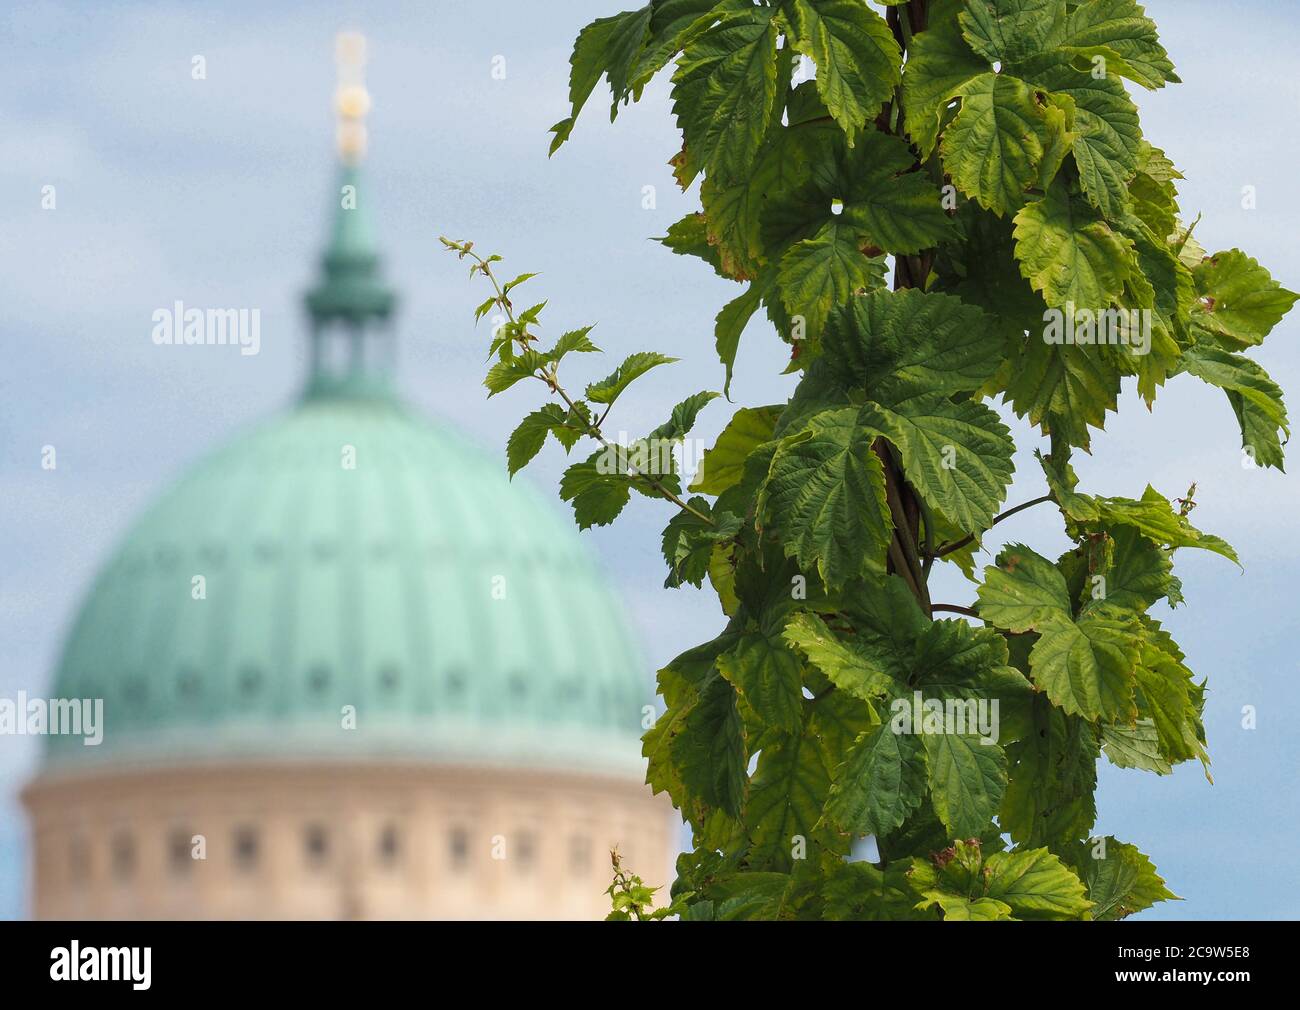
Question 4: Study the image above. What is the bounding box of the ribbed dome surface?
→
[44,398,648,777]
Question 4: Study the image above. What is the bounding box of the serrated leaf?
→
[1190,249,1299,349]
[1090,525,1173,612]
[1004,333,1123,451]
[586,351,678,405]
[783,611,900,700]
[506,404,570,476]
[693,404,782,495]
[787,0,901,145]
[777,218,888,340]
[1059,0,1179,89]
[1029,611,1140,722]
[671,7,781,185]
[862,392,1015,534]
[761,408,893,587]
[558,458,632,529]
[549,5,655,153]
[714,282,765,395]
[977,542,1072,632]
[1094,486,1238,564]
[1181,343,1289,471]
[651,390,720,442]
[1013,179,1136,309]
[822,287,1005,399]
[825,723,928,836]
[922,731,1008,838]
[942,72,1058,217]
[959,0,1067,65]
[982,846,1092,920]
[743,725,835,869]
[900,0,989,159]
[1001,697,1099,848]
[1100,719,1169,773]
[839,131,956,253]
[1068,836,1179,920]
[717,630,804,732]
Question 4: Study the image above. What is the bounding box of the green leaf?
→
[549,5,655,154]
[658,212,725,274]
[1001,697,1099,848]
[786,0,901,146]
[959,0,1067,65]
[776,218,888,340]
[977,542,1073,632]
[1094,486,1238,564]
[714,282,765,396]
[861,392,1015,534]
[483,348,547,396]
[743,725,835,869]
[1067,836,1179,920]
[982,847,1092,920]
[661,498,742,588]
[822,860,926,921]
[1090,525,1173,612]
[1013,179,1136,309]
[558,458,632,529]
[1100,719,1169,773]
[650,390,720,441]
[783,611,900,700]
[671,7,781,185]
[942,72,1059,217]
[825,723,928,837]
[717,631,805,732]
[1004,333,1123,450]
[545,325,601,361]
[822,288,1006,399]
[692,405,782,495]
[1059,0,1179,89]
[922,731,1008,838]
[839,131,956,254]
[1029,610,1141,722]
[1181,343,1289,471]
[761,408,894,587]
[673,673,750,818]
[586,351,678,405]
[506,404,572,476]
[1190,249,1300,349]
[900,0,988,159]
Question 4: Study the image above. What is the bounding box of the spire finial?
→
[334,31,371,165]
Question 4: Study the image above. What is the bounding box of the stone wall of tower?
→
[23,762,675,920]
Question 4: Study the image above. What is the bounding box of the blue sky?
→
[1,0,1298,919]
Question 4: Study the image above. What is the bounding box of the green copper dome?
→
[44,398,649,776]
[42,153,649,778]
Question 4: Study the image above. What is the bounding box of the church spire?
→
[303,32,398,401]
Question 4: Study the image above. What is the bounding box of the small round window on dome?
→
[446,669,466,695]
[122,678,148,705]
[177,667,202,699]
[508,674,527,698]
[238,665,262,697]
[307,665,331,693]
[310,540,338,562]
[254,541,282,564]
[378,665,399,691]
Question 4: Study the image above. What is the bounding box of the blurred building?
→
[21,34,671,920]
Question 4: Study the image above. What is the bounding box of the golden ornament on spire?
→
[334,31,370,165]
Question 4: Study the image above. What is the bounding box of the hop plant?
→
[445,0,1295,920]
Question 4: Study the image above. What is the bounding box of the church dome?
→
[43,395,649,777]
